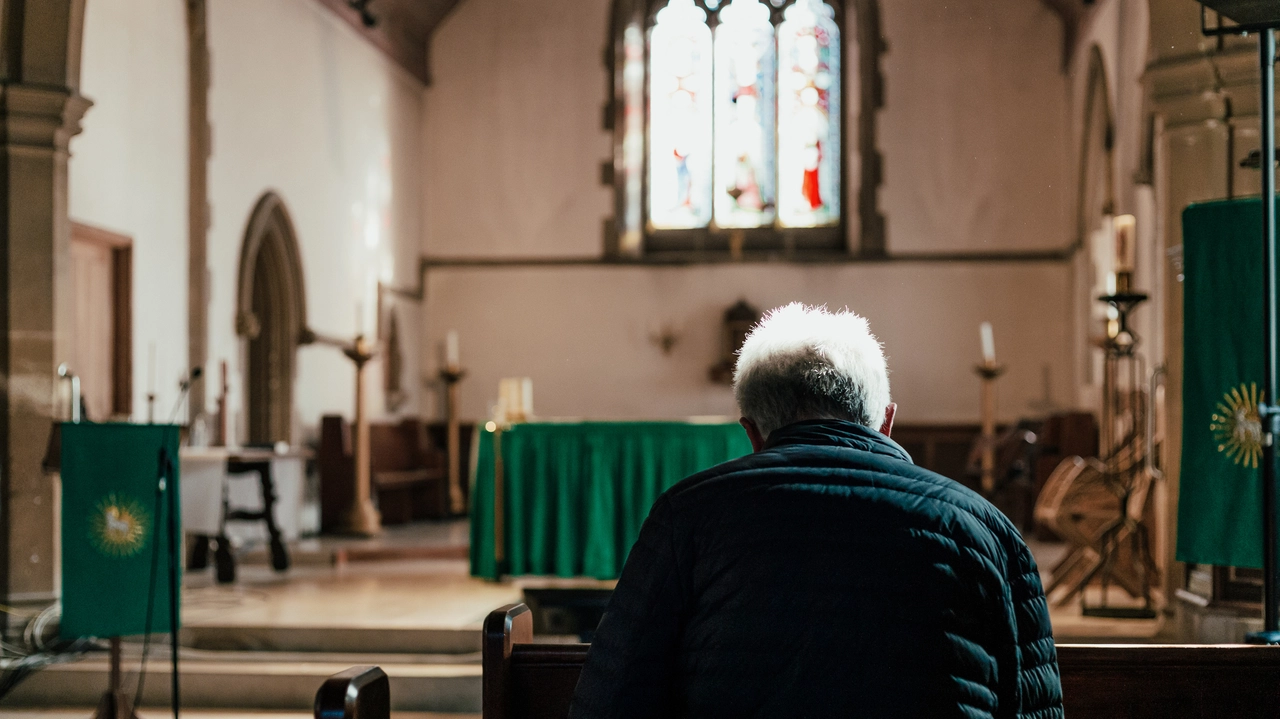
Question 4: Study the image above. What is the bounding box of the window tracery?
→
[614,0,845,256]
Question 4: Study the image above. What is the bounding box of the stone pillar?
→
[1145,0,1263,610]
[0,0,91,615]
[0,83,90,609]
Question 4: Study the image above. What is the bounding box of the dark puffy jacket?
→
[568,419,1062,719]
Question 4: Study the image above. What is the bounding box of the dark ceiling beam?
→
[310,0,463,85]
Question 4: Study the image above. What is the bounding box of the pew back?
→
[314,666,389,719]
[482,604,1280,719]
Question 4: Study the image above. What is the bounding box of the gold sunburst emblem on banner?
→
[89,493,149,558]
[1211,382,1265,468]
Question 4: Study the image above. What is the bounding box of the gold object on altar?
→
[496,377,533,424]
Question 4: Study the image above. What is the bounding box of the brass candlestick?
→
[974,361,1007,495]
[440,366,466,514]
[342,334,381,536]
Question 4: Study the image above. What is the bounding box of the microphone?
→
[168,367,204,424]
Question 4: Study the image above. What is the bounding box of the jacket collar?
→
[762,419,913,464]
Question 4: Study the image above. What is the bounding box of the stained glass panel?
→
[713,0,777,228]
[649,0,714,229]
[619,23,646,253]
[777,0,840,228]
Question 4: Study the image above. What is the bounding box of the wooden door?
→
[70,222,132,420]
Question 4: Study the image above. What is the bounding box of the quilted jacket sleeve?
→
[1007,540,1063,719]
[568,496,687,719]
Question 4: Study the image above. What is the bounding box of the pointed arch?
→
[236,191,307,444]
[1077,46,1115,246]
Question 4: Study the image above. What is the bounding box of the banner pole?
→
[1248,28,1279,644]
[165,444,181,718]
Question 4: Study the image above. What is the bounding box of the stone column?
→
[1145,0,1263,611]
[0,82,90,608]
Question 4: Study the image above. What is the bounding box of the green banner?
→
[1177,198,1280,569]
[60,423,182,639]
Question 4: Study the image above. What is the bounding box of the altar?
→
[469,420,751,580]
[180,447,312,543]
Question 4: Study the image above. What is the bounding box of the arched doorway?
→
[236,192,307,445]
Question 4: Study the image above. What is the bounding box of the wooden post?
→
[975,362,1006,495]
[441,367,466,514]
[93,637,137,719]
[493,427,505,566]
[343,335,381,536]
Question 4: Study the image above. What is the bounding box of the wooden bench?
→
[314,604,1280,719]
[479,603,1280,719]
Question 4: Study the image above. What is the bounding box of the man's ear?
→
[740,417,767,452]
[878,403,897,438]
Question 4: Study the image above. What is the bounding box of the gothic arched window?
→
[613,0,845,256]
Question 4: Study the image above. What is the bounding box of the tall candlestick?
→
[445,330,460,370]
[980,322,995,364]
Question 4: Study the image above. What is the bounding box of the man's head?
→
[733,303,894,450]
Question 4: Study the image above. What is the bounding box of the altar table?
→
[469,421,752,580]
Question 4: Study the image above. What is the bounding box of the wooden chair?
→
[476,603,1280,719]
[318,415,449,529]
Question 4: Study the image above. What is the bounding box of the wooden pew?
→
[481,603,1280,719]
[314,666,389,719]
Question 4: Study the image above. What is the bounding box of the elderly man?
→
[568,304,1062,719]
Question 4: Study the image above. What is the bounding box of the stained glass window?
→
[778,0,840,227]
[714,0,776,228]
[649,0,714,229]
[626,0,842,247]
[619,23,647,253]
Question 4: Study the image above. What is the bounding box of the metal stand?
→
[1081,289,1159,619]
[92,637,139,719]
[1247,29,1280,645]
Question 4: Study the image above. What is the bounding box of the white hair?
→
[733,303,891,438]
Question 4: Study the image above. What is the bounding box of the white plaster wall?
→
[206,0,427,443]
[425,0,612,258]
[69,0,189,420]
[423,0,1079,423]
[425,263,1073,423]
[70,0,427,440]
[879,0,1072,253]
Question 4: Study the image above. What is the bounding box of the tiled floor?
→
[183,522,1159,642]
[184,559,521,632]
[184,519,520,633]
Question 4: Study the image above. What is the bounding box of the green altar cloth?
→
[469,421,752,579]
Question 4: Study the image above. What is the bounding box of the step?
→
[1,653,481,713]
[182,625,481,655]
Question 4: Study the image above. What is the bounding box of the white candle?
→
[445,330,460,369]
[521,377,533,417]
[1114,214,1136,273]
[980,322,995,364]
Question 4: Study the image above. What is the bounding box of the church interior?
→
[2,0,1280,716]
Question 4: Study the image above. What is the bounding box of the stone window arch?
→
[609,0,866,258]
